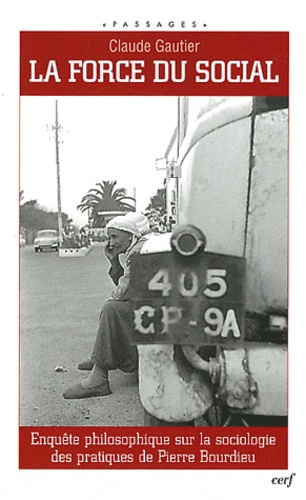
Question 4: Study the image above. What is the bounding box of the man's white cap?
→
[124,212,150,236]
[106,212,149,237]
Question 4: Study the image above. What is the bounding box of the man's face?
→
[107,228,132,255]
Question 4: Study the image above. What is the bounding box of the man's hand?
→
[104,243,120,261]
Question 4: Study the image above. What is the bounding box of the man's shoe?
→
[78,359,94,371]
[63,382,112,399]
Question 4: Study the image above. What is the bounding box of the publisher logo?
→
[271,473,296,488]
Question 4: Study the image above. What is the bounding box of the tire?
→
[202,406,288,427]
[202,403,229,426]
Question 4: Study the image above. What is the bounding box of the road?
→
[19,244,144,426]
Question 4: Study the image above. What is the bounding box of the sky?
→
[20,96,178,226]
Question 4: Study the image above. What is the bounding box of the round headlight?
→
[170,225,206,256]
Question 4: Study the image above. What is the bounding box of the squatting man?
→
[63,212,150,399]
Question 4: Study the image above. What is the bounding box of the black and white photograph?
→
[19,95,288,428]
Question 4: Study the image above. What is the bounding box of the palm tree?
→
[77,180,136,227]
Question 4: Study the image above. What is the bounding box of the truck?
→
[129,96,288,426]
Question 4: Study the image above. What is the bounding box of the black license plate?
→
[129,251,246,345]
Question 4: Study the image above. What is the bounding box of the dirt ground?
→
[19,244,144,426]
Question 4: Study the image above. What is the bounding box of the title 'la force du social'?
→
[29,57,280,84]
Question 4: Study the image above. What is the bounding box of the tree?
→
[145,187,167,233]
[146,188,166,214]
[77,180,136,227]
[20,195,72,244]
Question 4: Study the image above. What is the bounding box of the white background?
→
[1,1,305,499]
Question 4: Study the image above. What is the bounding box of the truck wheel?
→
[202,404,229,426]
[143,409,195,426]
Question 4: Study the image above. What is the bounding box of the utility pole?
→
[54,100,63,245]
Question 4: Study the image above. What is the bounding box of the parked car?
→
[34,230,59,252]
[20,234,26,247]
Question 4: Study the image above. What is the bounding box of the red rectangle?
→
[18,30,289,474]
[20,31,289,96]
[19,426,287,469]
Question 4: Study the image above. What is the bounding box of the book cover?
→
[1,2,305,499]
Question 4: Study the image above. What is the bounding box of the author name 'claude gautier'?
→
[109,38,200,53]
